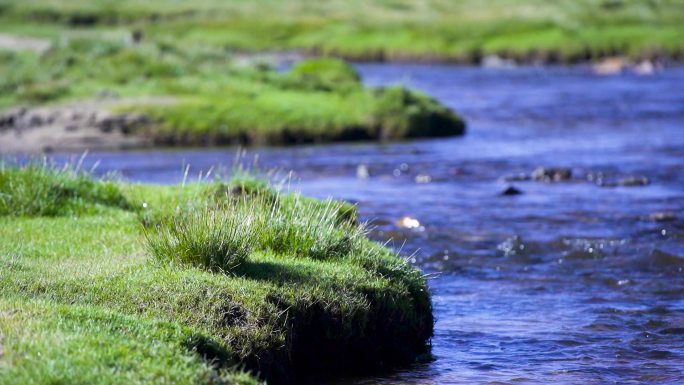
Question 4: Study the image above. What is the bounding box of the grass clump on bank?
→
[0,160,128,216]
[144,175,368,269]
[144,201,255,272]
[0,163,433,384]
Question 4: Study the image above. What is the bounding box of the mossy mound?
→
[0,164,433,384]
[285,58,362,92]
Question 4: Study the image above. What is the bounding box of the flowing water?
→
[51,65,684,384]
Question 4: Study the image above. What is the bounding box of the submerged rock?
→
[532,167,572,182]
[501,185,523,196]
[415,174,432,184]
[650,249,684,267]
[618,176,650,187]
[650,211,677,222]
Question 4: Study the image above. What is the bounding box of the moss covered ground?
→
[0,162,434,385]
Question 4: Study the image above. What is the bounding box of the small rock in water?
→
[415,174,431,184]
[397,216,422,230]
[481,55,517,69]
[501,185,523,196]
[532,167,572,182]
[633,60,656,76]
[593,57,626,76]
[650,211,677,222]
[356,164,370,179]
[618,176,650,187]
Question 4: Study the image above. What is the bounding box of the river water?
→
[53,64,684,384]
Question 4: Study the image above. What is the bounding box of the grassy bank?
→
[0,162,433,384]
[1,0,682,63]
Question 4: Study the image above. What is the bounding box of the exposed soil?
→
[0,98,174,153]
[0,33,51,54]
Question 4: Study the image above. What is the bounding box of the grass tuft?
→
[0,159,128,216]
[258,195,364,260]
[143,177,365,272]
[143,199,255,273]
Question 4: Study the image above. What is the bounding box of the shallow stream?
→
[53,64,684,385]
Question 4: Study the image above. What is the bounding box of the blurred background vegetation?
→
[2,0,682,62]
[0,0,681,148]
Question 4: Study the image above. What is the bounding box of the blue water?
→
[50,65,684,385]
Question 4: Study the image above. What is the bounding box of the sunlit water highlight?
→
[50,65,684,385]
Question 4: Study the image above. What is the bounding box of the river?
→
[51,64,684,385]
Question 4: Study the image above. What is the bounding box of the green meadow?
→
[1,0,682,62]
[0,162,433,384]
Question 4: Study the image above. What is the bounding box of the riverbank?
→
[0,162,434,384]
[0,0,682,64]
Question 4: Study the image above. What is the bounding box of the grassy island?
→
[0,13,466,150]
[0,162,434,385]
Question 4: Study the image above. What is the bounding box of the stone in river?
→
[415,174,432,184]
[618,176,650,186]
[650,211,677,222]
[593,57,626,76]
[397,216,422,230]
[531,167,572,182]
[633,60,656,76]
[501,185,523,196]
[356,164,369,179]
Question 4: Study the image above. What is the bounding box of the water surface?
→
[53,64,684,385]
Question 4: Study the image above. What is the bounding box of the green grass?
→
[0,0,682,62]
[0,299,259,385]
[0,164,433,384]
